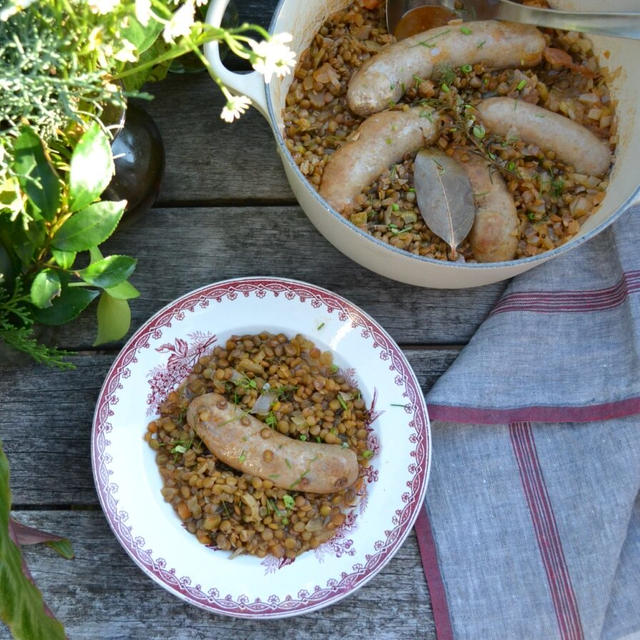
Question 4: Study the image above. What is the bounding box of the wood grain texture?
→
[35,206,505,351]
[144,73,294,204]
[2,510,434,640]
[1,348,458,506]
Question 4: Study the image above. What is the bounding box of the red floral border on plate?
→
[91,277,430,619]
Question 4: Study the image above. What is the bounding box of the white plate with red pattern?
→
[92,276,430,618]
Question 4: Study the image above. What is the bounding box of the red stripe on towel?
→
[491,270,640,316]
[510,422,584,640]
[427,396,640,425]
[415,507,454,640]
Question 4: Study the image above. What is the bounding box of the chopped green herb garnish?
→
[265,412,277,428]
[238,450,247,463]
[283,494,295,510]
[317,322,325,330]
[385,138,392,145]
[416,29,451,48]
[235,375,257,390]
[441,82,450,93]
[460,26,472,35]
[472,124,485,139]
[408,187,415,193]
[330,364,339,374]
[527,211,536,221]
[461,64,473,74]
[269,474,280,479]
[507,161,516,172]
[551,178,564,197]
[222,502,232,518]
[391,203,399,211]
[281,517,289,526]
[341,442,349,448]
[390,225,413,235]
[477,40,486,49]
[390,403,409,408]
[172,444,188,454]
[285,458,292,469]
[337,395,348,411]
[362,449,374,459]
[273,384,298,399]
[316,437,322,443]
[516,79,527,91]
[299,434,307,441]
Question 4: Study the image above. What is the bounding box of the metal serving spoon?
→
[387,0,640,40]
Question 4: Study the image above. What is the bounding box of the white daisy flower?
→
[87,0,120,15]
[249,32,296,84]
[220,95,252,123]
[163,0,195,43]
[114,39,138,63]
[134,0,151,26]
[0,0,36,21]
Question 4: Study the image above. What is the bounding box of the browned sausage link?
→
[458,154,519,262]
[186,393,359,494]
[477,97,611,177]
[319,106,440,213]
[347,21,545,117]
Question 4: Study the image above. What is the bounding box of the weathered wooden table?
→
[1,2,508,637]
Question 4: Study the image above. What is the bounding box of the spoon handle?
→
[494,0,640,40]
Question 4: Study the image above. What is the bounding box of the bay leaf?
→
[414,150,475,256]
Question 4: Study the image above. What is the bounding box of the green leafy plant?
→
[0,441,74,640]
[0,122,138,366]
[0,0,296,366]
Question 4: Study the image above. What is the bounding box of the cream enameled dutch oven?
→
[205,0,640,288]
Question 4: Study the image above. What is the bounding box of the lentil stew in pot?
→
[283,0,616,262]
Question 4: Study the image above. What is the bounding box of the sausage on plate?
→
[187,392,359,494]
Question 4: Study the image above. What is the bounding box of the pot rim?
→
[265,0,640,271]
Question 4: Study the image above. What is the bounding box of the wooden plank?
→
[35,206,505,351]
[143,73,294,204]
[3,510,434,640]
[1,348,459,506]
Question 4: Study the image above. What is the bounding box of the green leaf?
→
[105,280,140,300]
[94,292,131,345]
[77,255,136,289]
[30,269,61,309]
[51,248,76,270]
[88,246,103,263]
[69,123,114,212]
[12,127,60,220]
[120,38,171,92]
[45,539,74,560]
[0,441,67,640]
[32,286,99,326]
[121,14,164,55]
[9,520,74,560]
[52,200,126,252]
[11,220,46,266]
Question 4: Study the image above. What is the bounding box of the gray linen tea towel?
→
[416,207,640,640]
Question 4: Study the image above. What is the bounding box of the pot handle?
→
[204,0,269,119]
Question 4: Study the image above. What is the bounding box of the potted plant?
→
[0,1,296,637]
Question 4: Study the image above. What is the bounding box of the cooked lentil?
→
[146,332,371,559]
[283,0,616,261]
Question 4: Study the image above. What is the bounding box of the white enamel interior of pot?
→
[266,0,640,288]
